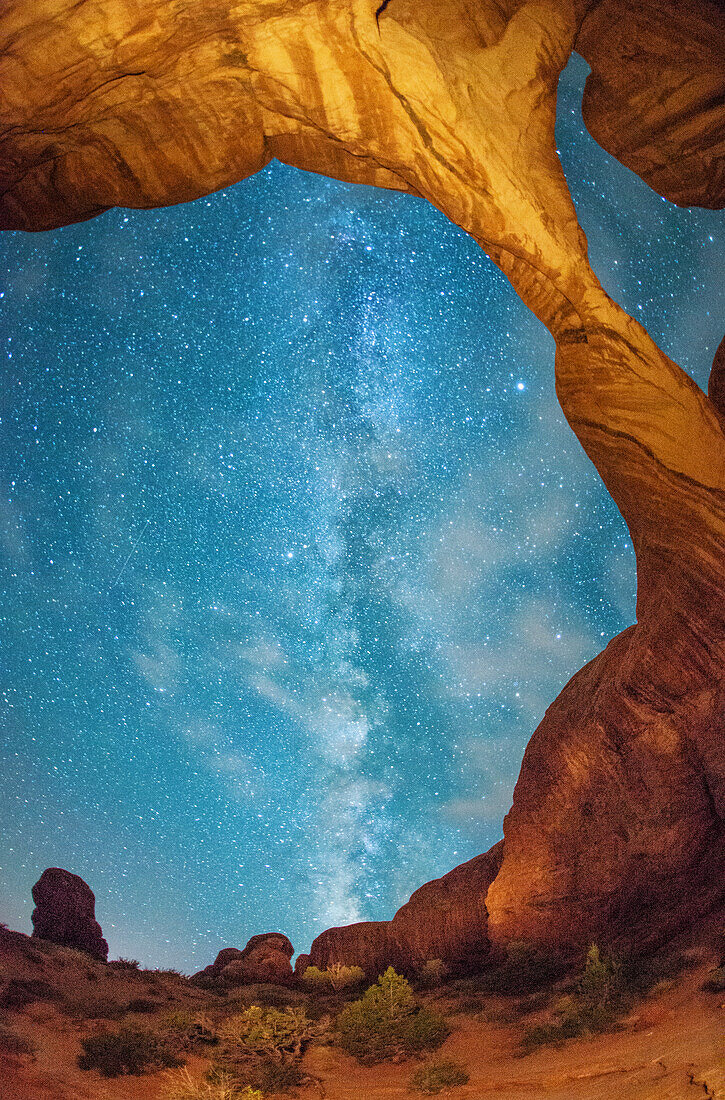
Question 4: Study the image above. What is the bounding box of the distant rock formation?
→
[309,842,505,976]
[31,868,108,961]
[192,932,295,987]
[294,953,311,978]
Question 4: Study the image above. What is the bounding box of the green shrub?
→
[111,958,141,971]
[579,944,622,1008]
[409,1059,469,1094]
[219,1005,311,1060]
[336,967,449,1065]
[160,1011,219,1051]
[303,963,366,992]
[162,1067,262,1099]
[214,1055,304,1093]
[77,1025,182,1077]
[211,1004,315,1093]
[478,941,564,996]
[418,959,450,989]
[522,944,627,1052]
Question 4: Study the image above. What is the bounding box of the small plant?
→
[302,963,366,992]
[522,944,627,1052]
[60,996,127,1020]
[77,1025,182,1077]
[160,1011,219,1051]
[0,978,59,1009]
[409,1058,469,1094]
[111,957,141,970]
[579,944,622,1008]
[218,1005,311,1061]
[223,1056,305,1093]
[335,967,449,1065]
[702,966,725,993]
[210,1004,316,1093]
[127,997,159,1014]
[0,1026,36,1056]
[162,1067,262,1099]
[477,940,563,996]
[418,959,450,989]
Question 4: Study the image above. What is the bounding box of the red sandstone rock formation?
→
[2,0,723,964]
[192,933,295,986]
[309,842,504,975]
[31,868,108,961]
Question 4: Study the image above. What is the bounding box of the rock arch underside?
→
[2,0,724,970]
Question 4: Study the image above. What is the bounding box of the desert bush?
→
[127,997,159,1014]
[522,944,627,1052]
[417,960,450,989]
[409,1058,469,1094]
[213,1056,305,1093]
[578,944,622,1009]
[160,1011,219,1051]
[335,967,449,1065]
[110,957,141,971]
[77,1025,182,1077]
[477,941,564,996]
[153,968,187,980]
[162,1067,262,1099]
[0,1026,36,1056]
[0,978,59,1009]
[302,963,366,993]
[702,966,725,993]
[218,1005,311,1061]
[211,1005,315,1093]
[60,996,127,1020]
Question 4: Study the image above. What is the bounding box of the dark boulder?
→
[31,868,108,961]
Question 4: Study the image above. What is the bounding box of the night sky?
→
[1,56,723,972]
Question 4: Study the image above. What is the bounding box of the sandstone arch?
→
[2,0,723,960]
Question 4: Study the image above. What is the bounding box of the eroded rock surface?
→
[192,932,295,987]
[576,0,725,209]
[31,868,108,961]
[309,842,504,975]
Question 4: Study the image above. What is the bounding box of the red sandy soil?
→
[1,926,722,1100]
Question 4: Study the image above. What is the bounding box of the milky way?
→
[1,57,723,970]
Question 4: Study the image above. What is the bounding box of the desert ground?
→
[1,919,722,1100]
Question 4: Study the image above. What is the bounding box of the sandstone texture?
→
[30,868,108,961]
[2,0,724,965]
[576,0,725,209]
[192,932,294,986]
[309,842,504,975]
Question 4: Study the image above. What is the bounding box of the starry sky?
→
[1,56,723,972]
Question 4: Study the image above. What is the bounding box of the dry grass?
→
[161,1067,262,1099]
